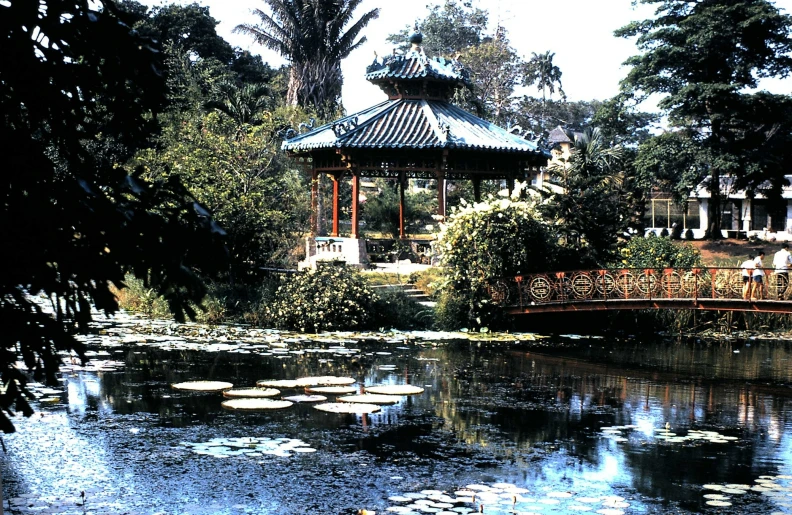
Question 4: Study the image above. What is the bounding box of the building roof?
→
[691,175,792,200]
[364,48,469,85]
[282,98,546,156]
[547,126,574,145]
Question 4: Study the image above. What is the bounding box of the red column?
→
[331,173,340,237]
[399,172,406,239]
[351,171,360,238]
[310,169,318,236]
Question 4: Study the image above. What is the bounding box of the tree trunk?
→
[706,167,723,240]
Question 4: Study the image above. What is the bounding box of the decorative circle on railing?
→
[711,269,732,297]
[595,272,615,295]
[680,271,700,295]
[555,275,573,298]
[660,271,682,295]
[614,272,635,296]
[571,273,595,299]
[636,271,657,295]
[488,281,510,305]
[769,273,789,299]
[529,276,553,301]
[730,271,744,297]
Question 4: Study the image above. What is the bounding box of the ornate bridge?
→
[488,267,792,314]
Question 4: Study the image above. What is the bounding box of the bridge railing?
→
[487,267,792,308]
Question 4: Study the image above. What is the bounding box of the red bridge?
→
[488,267,792,314]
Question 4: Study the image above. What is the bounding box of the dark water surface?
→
[4,315,792,515]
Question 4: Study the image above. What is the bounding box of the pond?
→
[3,313,792,515]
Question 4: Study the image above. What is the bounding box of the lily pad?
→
[256,379,299,388]
[313,402,381,414]
[172,381,233,391]
[222,387,280,398]
[305,386,357,394]
[282,394,327,403]
[337,394,401,404]
[365,385,425,395]
[293,376,355,387]
[221,398,293,410]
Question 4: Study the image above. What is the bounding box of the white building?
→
[687,175,792,241]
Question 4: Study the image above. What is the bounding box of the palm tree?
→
[235,0,379,117]
[544,127,627,265]
[524,51,565,134]
[206,82,271,126]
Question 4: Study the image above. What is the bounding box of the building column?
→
[473,176,481,203]
[331,173,341,237]
[699,199,708,232]
[351,170,360,239]
[398,172,406,239]
[786,201,792,233]
[310,169,319,236]
[742,198,752,232]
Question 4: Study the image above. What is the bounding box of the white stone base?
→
[298,236,369,270]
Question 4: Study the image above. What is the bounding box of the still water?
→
[3,314,792,515]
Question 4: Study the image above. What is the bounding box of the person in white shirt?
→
[772,243,792,298]
[752,250,767,300]
[740,254,755,300]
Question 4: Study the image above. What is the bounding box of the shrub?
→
[113,273,172,319]
[265,265,380,332]
[435,188,557,330]
[616,236,703,269]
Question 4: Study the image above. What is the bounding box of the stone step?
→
[370,284,431,300]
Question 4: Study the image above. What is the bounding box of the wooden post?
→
[351,170,360,239]
[473,176,481,203]
[310,169,319,236]
[331,173,340,237]
[398,172,406,239]
[436,172,446,219]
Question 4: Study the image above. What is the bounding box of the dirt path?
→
[690,239,786,266]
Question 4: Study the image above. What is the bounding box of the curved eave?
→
[282,98,549,159]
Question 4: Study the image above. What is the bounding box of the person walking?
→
[741,254,755,300]
[773,243,792,298]
[752,250,767,300]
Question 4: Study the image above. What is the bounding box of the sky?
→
[140,0,792,114]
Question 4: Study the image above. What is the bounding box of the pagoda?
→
[283,31,549,268]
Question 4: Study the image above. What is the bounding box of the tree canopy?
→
[236,0,379,117]
[1,0,225,432]
[617,0,792,238]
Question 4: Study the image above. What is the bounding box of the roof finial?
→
[409,23,423,51]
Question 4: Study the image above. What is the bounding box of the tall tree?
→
[1,0,224,432]
[523,51,566,134]
[617,0,792,239]
[387,0,488,56]
[458,27,524,125]
[236,0,379,116]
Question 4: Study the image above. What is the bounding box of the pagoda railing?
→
[487,267,792,310]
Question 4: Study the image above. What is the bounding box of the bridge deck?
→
[506,298,792,314]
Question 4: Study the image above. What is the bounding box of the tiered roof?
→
[282,32,546,160]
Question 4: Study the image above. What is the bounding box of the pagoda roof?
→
[364,48,470,86]
[282,98,546,157]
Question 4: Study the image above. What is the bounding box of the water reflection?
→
[6,328,792,514]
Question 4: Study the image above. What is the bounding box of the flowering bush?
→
[265,265,379,332]
[616,235,703,269]
[435,186,557,329]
